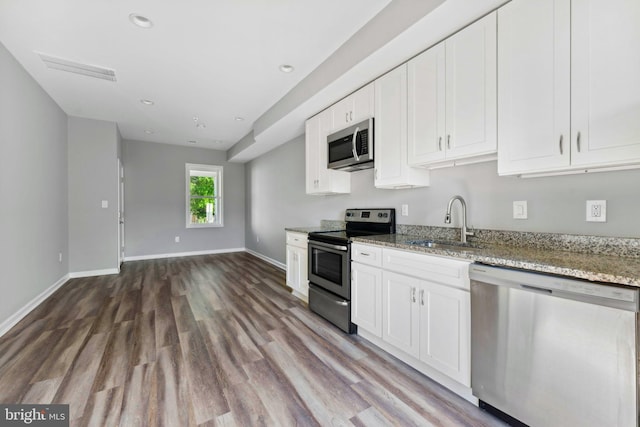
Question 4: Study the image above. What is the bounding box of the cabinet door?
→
[497,0,571,175]
[418,281,470,386]
[408,43,446,165]
[445,12,497,160]
[571,0,640,167]
[374,66,430,188]
[286,245,308,298]
[351,263,383,337]
[374,65,407,186]
[304,115,320,194]
[305,110,350,195]
[382,271,419,358]
[332,96,353,130]
[286,245,299,290]
[297,246,308,298]
[351,82,375,123]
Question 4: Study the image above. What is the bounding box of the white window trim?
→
[185,163,223,228]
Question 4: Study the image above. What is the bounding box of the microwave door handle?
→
[351,127,361,161]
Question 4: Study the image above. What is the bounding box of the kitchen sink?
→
[405,239,486,251]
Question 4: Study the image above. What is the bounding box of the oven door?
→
[308,240,350,300]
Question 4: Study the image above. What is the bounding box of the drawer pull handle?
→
[361,253,370,257]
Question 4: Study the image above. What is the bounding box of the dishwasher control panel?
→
[558,280,636,302]
[469,264,639,311]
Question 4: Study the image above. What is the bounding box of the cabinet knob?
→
[447,135,451,149]
[438,136,442,151]
[411,287,416,303]
[345,112,349,123]
[350,111,353,121]
[420,289,425,305]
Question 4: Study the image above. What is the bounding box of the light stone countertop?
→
[285,220,346,235]
[352,233,640,288]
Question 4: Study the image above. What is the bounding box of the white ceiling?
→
[0,0,391,151]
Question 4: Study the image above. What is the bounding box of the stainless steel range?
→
[307,208,395,333]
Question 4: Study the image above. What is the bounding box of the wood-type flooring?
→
[0,252,506,426]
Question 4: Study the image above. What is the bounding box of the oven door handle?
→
[309,240,348,252]
[335,300,349,306]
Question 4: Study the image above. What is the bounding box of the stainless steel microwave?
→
[327,118,373,172]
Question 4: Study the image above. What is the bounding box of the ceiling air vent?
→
[37,53,117,82]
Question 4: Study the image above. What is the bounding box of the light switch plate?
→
[586,200,607,222]
[513,201,528,219]
[101,200,108,208]
[401,204,409,216]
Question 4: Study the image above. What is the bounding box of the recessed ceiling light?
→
[140,99,154,106]
[279,64,295,73]
[196,123,206,129]
[234,116,244,122]
[129,13,153,29]
[144,129,154,134]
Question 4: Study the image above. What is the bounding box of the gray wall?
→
[123,140,245,257]
[246,135,640,264]
[68,117,120,273]
[0,42,68,324]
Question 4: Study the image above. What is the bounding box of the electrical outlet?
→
[175,236,180,243]
[513,201,528,219]
[401,204,409,216]
[101,200,108,208]
[586,200,607,222]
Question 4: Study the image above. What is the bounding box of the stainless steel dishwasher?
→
[470,263,639,427]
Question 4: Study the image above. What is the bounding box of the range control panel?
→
[345,208,395,224]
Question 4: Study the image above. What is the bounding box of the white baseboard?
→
[124,247,246,262]
[245,249,285,270]
[0,273,70,337]
[68,268,120,278]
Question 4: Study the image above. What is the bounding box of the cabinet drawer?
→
[352,243,383,267]
[383,248,470,290]
[286,232,307,249]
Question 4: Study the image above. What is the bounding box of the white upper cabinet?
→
[332,83,375,130]
[498,0,640,176]
[374,64,431,189]
[409,12,497,168]
[570,0,640,167]
[497,0,571,175]
[304,84,375,195]
[305,109,350,195]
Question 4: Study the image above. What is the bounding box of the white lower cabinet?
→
[351,243,472,401]
[351,263,383,338]
[382,271,420,357]
[418,280,470,386]
[285,232,308,301]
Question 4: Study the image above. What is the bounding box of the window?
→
[186,163,223,228]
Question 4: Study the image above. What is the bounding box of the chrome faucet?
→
[445,195,474,244]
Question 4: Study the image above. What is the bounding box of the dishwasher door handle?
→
[520,284,553,294]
